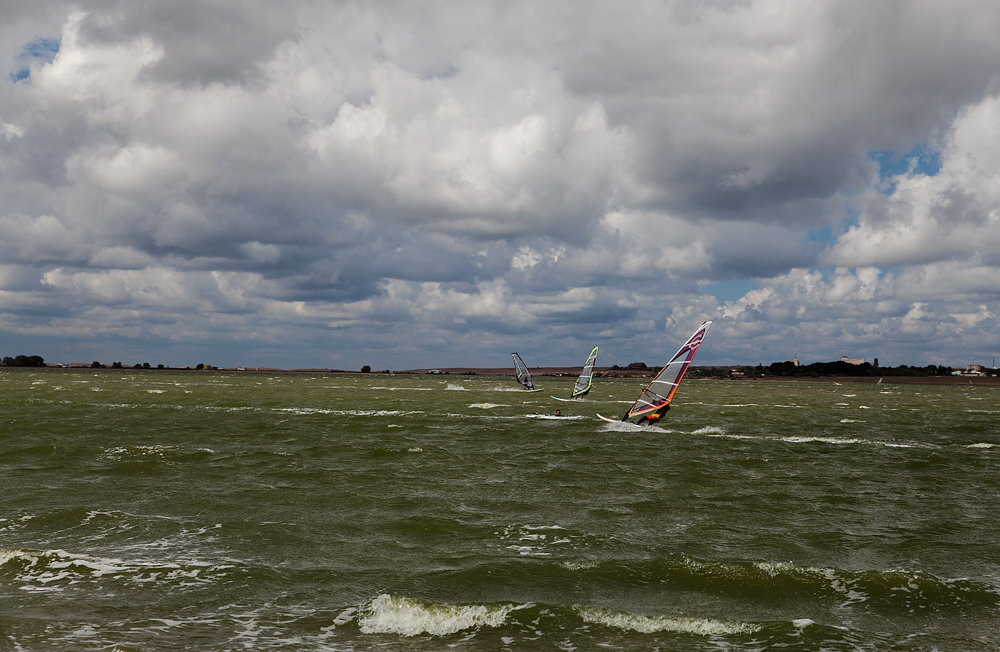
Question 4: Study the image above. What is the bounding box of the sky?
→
[1,1,999,371]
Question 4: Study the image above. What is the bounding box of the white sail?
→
[511,352,534,390]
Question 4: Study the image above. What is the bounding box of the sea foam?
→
[358,594,517,636]
[576,606,761,636]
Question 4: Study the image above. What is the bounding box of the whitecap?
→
[372,386,432,391]
[576,606,760,636]
[358,594,516,636]
[600,420,643,431]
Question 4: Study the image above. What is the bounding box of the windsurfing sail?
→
[511,352,534,390]
[571,346,599,398]
[623,320,712,421]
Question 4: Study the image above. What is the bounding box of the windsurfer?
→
[635,405,669,424]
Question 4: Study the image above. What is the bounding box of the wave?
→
[371,386,433,391]
[577,606,760,636]
[352,593,762,639]
[273,408,421,417]
[358,594,521,636]
[600,556,999,613]
[0,546,234,593]
[697,429,930,450]
[486,385,536,392]
[2,546,998,647]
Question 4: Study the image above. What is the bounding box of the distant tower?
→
[792,353,800,367]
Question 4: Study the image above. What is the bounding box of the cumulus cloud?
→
[1,1,999,368]
[826,94,1000,268]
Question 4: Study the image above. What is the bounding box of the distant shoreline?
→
[6,365,997,386]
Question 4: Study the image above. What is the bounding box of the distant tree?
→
[143,362,151,369]
[768,360,798,376]
[361,365,371,373]
[196,363,205,370]
[157,364,165,369]
[2,355,45,367]
[111,361,124,369]
[92,361,104,368]
[0,355,45,367]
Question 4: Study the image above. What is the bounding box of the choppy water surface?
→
[2,370,998,650]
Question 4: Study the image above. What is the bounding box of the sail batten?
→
[625,320,713,420]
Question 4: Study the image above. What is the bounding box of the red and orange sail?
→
[625,320,713,420]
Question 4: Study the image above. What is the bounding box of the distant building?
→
[841,356,865,365]
[963,364,986,376]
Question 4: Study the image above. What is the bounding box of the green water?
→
[1,370,998,650]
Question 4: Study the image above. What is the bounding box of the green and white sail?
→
[571,346,599,398]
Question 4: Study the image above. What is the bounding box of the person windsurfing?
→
[626,405,669,424]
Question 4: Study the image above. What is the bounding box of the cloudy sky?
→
[2,1,998,370]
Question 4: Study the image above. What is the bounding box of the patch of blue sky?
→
[702,279,760,304]
[809,206,860,247]
[813,264,897,283]
[868,143,941,194]
[806,225,834,246]
[10,37,59,83]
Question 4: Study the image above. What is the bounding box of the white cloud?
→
[33,12,163,124]
[826,94,1000,268]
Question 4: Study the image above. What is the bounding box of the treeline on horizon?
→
[2,354,993,377]
[1,355,167,369]
[694,359,971,379]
